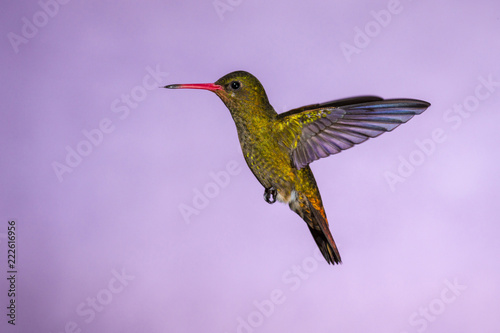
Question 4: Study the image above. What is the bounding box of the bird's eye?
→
[230,81,241,90]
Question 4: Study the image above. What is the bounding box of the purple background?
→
[1,1,499,332]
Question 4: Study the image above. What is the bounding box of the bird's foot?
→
[264,186,277,204]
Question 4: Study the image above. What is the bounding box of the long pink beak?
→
[163,83,222,91]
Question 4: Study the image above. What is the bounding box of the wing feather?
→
[277,98,430,169]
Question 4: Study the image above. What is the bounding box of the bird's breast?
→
[236,123,296,195]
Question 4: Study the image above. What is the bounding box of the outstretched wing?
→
[277,98,430,169]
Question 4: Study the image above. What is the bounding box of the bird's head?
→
[164,71,273,116]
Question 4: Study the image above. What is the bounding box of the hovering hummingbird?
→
[164,71,430,265]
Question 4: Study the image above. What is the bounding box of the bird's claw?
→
[264,186,277,204]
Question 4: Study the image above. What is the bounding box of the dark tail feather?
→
[307,224,341,265]
[289,192,342,265]
[309,207,342,265]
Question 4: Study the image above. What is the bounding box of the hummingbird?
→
[164,71,430,265]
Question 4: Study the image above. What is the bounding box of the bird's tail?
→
[289,190,342,265]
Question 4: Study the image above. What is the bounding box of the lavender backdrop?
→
[1,1,499,332]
